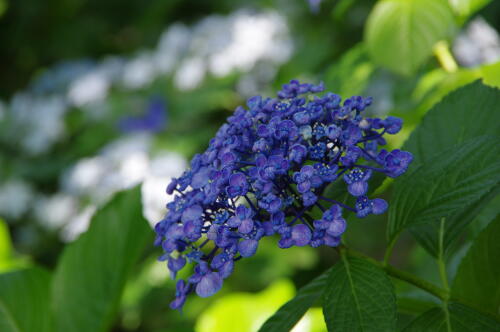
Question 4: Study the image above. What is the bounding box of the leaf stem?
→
[340,246,449,301]
[383,235,398,266]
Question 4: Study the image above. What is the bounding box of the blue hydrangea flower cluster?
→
[118,96,167,133]
[154,80,413,310]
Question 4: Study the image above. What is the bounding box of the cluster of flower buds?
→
[154,80,413,310]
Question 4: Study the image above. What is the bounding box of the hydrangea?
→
[154,80,413,310]
[118,96,167,133]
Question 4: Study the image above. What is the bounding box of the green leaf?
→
[449,0,492,20]
[0,0,6,18]
[388,136,500,245]
[469,193,500,237]
[323,255,397,332]
[397,81,500,257]
[397,296,438,316]
[452,216,500,318]
[481,61,500,89]
[199,279,295,332]
[404,81,500,165]
[401,302,500,331]
[412,68,481,116]
[410,184,499,257]
[0,219,13,273]
[0,267,53,332]
[258,269,330,332]
[324,44,375,97]
[365,0,455,76]
[332,0,356,21]
[52,187,152,332]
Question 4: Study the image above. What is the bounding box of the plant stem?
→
[433,41,458,73]
[341,246,449,301]
[383,235,398,266]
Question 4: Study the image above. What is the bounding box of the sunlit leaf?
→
[481,61,500,89]
[0,219,25,273]
[366,0,455,76]
[413,68,481,116]
[258,269,330,332]
[198,280,294,332]
[0,220,12,273]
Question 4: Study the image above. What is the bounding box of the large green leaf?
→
[52,187,152,332]
[400,81,500,256]
[365,0,455,76]
[388,136,500,244]
[0,267,53,332]
[452,216,500,318]
[323,255,397,332]
[404,81,500,165]
[258,269,330,332]
[401,302,500,331]
[469,193,500,237]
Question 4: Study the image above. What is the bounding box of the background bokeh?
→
[1,0,499,331]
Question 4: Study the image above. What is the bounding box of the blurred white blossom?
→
[60,134,187,239]
[171,10,293,92]
[174,57,206,90]
[0,179,34,220]
[155,23,191,74]
[68,70,110,106]
[61,205,97,242]
[122,52,157,89]
[1,9,292,156]
[34,194,79,230]
[9,94,66,154]
[453,17,500,67]
[141,153,187,227]
[0,8,290,243]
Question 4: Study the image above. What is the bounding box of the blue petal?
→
[324,235,341,247]
[372,198,388,215]
[348,181,368,196]
[291,224,312,246]
[219,260,234,279]
[196,272,223,298]
[326,218,346,237]
[238,239,258,257]
[191,167,211,189]
[238,218,254,234]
